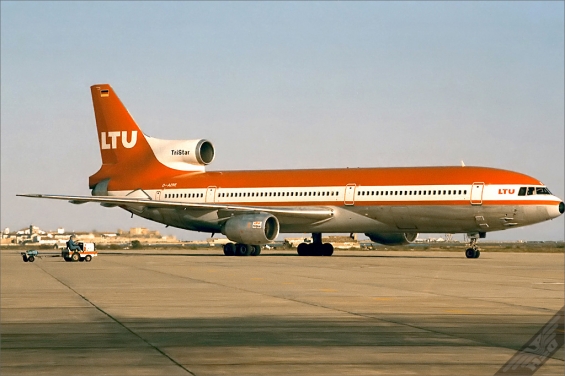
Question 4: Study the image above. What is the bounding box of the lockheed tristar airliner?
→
[19,84,564,258]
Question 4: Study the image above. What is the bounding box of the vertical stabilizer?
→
[89,84,160,188]
[91,84,154,166]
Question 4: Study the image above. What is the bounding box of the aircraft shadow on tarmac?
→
[3,314,558,356]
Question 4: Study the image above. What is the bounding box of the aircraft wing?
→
[17,194,334,220]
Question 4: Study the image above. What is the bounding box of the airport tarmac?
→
[1,248,564,376]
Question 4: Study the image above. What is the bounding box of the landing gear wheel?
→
[312,244,323,256]
[321,243,334,256]
[251,245,261,256]
[465,248,480,259]
[297,243,309,256]
[28,255,35,262]
[236,243,253,256]
[85,255,92,262]
[223,242,236,256]
[71,252,80,262]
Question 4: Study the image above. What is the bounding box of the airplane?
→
[18,84,564,258]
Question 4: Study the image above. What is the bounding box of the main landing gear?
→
[223,243,261,256]
[297,233,334,256]
[465,232,483,259]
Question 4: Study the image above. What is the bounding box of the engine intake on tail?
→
[222,213,279,245]
[365,232,418,246]
[145,137,215,171]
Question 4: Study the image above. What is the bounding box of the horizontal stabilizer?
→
[17,194,334,220]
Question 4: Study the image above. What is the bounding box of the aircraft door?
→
[470,182,484,205]
[156,191,161,201]
[344,184,356,206]
[205,186,217,203]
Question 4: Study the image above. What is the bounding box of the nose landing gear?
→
[465,233,483,258]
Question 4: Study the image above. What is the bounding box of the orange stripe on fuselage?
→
[98,166,542,192]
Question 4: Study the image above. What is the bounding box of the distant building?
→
[129,227,161,238]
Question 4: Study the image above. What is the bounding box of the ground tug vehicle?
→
[62,242,97,262]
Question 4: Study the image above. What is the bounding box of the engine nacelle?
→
[365,232,418,246]
[222,213,280,245]
[146,137,215,171]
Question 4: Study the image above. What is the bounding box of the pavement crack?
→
[35,264,197,376]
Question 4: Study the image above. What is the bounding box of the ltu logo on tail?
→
[100,131,137,149]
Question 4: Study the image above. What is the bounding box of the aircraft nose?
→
[546,201,564,219]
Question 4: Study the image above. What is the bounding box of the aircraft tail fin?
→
[90,84,154,166]
[89,84,160,188]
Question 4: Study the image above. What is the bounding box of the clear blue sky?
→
[1,2,563,241]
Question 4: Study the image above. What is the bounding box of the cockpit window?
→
[536,187,551,195]
[518,187,527,196]
[518,186,552,196]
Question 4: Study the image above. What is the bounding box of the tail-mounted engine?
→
[145,137,215,171]
[365,232,418,246]
[222,213,280,245]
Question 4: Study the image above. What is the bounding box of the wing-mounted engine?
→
[145,137,215,171]
[365,232,418,246]
[222,213,280,245]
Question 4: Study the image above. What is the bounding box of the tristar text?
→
[100,131,137,150]
[171,150,190,156]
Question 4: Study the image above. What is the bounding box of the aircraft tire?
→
[297,243,308,256]
[223,243,236,256]
[251,245,261,256]
[236,243,253,256]
[474,250,481,258]
[322,243,334,256]
[71,252,80,262]
[465,248,476,259]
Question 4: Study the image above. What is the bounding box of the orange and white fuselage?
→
[19,84,564,257]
